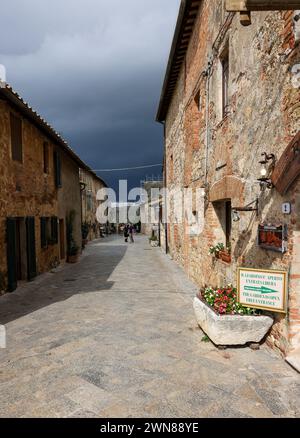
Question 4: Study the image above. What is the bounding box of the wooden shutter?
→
[54,151,62,188]
[26,217,37,281]
[51,217,58,244]
[6,218,17,292]
[10,113,23,162]
[43,142,49,173]
[40,217,47,248]
[271,132,300,195]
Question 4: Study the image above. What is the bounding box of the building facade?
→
[80,168,107,241]
[140,178,164,239]
[157,0,300,361]
[0,85,96,293]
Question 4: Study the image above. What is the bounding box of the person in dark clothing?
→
[124,225,129,243]
[129,225,134,243]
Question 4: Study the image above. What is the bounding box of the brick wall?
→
[163,1,300,356]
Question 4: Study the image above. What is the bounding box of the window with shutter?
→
[10,113,23,162]
[54,150,62,188]
[26,217,37,281]
[6,218,17,292]
[51,217,58,244]
[222,53,229,118]
[43,142,49,174]
[40,217,47,249]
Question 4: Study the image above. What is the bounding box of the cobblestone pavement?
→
[0,235,299,418]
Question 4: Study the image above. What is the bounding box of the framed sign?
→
[258,224,288,253]
[237,267,288,313]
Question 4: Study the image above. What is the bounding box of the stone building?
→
[157,0,300,364]
[140,178,164,239]
[80,169,107,241]
[0,84,95,293]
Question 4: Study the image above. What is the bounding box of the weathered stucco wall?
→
[0,99,59,290]
[80,169,106,241]
[58,151,82,256]
[0,96,84,292]
[164,1,300,356]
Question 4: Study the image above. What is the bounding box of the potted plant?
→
[66,210,80,263]
[193,285,273,346]
[82,221,90,247]
[149,235,159,247]
[209,243,231,263]
[67,241,80,263]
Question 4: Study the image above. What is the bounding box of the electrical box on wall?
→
[282,203,292,215]
[258,224,288,254]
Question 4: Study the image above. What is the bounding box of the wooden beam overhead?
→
[226,0,300,11]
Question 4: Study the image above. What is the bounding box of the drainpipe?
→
[204,58,213,189]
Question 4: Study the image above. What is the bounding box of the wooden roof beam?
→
[226,0,300,11]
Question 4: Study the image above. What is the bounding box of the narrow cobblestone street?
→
[0,236,299,418]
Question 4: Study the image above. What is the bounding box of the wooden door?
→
[26,217,37,281]
[59,219,65,260]
[6,218,17,292]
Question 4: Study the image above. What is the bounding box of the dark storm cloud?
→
[0,0,180,192]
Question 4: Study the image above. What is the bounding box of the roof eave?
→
[156,0,201,123]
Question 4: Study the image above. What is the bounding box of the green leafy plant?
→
[200,285,260,316]
[149,235,158,242]
[201,335,211,343]
[82,221,90,240]
[66,210,79,257]
[209,243,225,256]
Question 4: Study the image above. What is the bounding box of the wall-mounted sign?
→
[258,224,288,253]
[282,203,291,215]
[237,268,288,313]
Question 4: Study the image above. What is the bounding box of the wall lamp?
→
[232,199,259,222]
[257,152,276,190]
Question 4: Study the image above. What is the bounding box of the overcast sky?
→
[0,0,180,192]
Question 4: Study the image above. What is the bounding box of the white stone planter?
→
[193,297,274,346]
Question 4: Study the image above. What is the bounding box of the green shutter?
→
[6,218,17,292]
[54,151,62,188]
[51,217,58,244]
[40,217,47,248]
[26,217,37,281]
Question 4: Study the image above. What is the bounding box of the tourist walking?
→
[129,225,134,243]
[124,225,129,243]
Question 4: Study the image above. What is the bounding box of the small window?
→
[10,113,23,162]
[43,142,49,174]
[221,50,229,118]
[54,150,62,188]
[41,216,58,248]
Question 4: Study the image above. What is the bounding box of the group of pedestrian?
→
[123,224,134,243]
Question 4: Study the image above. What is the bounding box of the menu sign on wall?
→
[238,268,288,313]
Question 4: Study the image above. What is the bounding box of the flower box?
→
[193,296,273,346]
[217,250,231,263]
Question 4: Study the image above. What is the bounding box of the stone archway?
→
[209,175,245,204]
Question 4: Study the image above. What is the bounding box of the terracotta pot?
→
[67,254,79,264]
[219,250,231,263]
